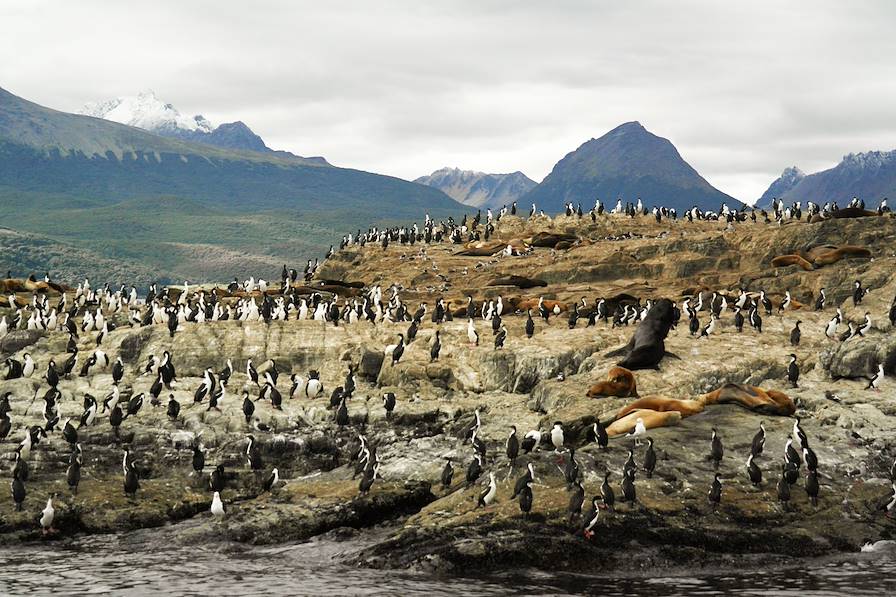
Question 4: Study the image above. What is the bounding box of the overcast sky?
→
[2,1,895,201]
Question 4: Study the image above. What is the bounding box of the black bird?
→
[806,470,820,506]
[790,321,802,346]
[785,439,802,469]
[505,426,519,467]
[643,438,657,478]
[494,326,507,349]
[62,418,78,445]
[564,448,580,488]
[246,435,263,470]
[777,465,791,510]
[11,470,26,511]
[210,465,226,493]
[601,471,615,512]
[440,459,454,490]
[708,473,722,510]
[167,395,180,421]
[262,468,279,492]
[591,421,608,450]
[358,464,377,496]
[430,330,441,362]
[518,481,533,518]
[733,308,744,333]
[803,445,818,472]
[787,354,799,388]
[109,404,123,437]
[192,445,205,475]
[621,468,637,504]
[689,313,700,336]
[336,397,349,426]
[390,334,405,366]
[242,391,255,424]
[751,422,766,457]
[525,310,535,338]
[124,463,140,497]
[710,428,723,470]
[784,460,799,486]
[112,358,124,385]
[746,454,762,486]
[623,450,637,478]
[45,361,59,388]
[511,463,536,499]
[125,393,144,418]
[382,392,396,419]
[67,456,81,494]
[582,497,600,539]
[567,480,585,523]
[13,449,29,483]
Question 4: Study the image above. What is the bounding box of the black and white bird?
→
[710,428,723,470]
[708,473,722,510]
[866,363,884,391]
[746,453,762,486]
[477,472,497,507]
[787,354,800,388]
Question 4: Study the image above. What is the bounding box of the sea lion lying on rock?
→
[606,409,681,437]
[528,232,579,248]
[488,275,548,289]
[586,366,638,398]
[616,396,704,419]
[516,297,566,313]
[604,298,676,370]
[831,207,880,219]
[772,245,872,271]
[454,241,505,257]
[701,383,795,416]
[0,278,67,294]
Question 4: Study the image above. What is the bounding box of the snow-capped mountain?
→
[80,90,214,133]
[414,167,536,209]
[78,90,328,163]
[764,150,896,206]
[756,166,805,207]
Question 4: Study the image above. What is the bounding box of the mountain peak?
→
[521,122,738,212]
[79,91,215,133]
[756,166,806,207]
[415,168,536,209]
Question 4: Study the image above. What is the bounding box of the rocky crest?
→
[1,211,895,575]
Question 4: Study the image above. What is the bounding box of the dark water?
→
[2,531,896,596]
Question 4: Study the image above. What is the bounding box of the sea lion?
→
[771,254,815,271]
[604,298,676,370]
[810,245,871,266]
[528,232,579,248]
[586,366,638,398]
[488,275,548,289]
[701,383,795,416]
[616,396,704,419]
[516,298,567,313]
[454,241,505,257]
[831,207,880,219]
[606,409,682,437]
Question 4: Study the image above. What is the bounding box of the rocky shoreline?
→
[1,212,895,574]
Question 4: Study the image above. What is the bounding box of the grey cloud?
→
[1,0,895,202]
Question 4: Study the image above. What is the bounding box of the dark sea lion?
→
[528,232,579,248]
[488,275,548,289]
[604,298,675,370]
[831,207,879,219]
[616,396,704,419]
[586,366,638,398]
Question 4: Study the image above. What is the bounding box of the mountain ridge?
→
[520,121,741,213]
[414,167,536,209]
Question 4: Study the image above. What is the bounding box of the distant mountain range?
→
[78,90,328,164]
[759,152,896,207]
[520,122,740,213]
[0,86,463,285]
[414,167,536,209]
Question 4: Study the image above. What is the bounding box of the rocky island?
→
[1,208,895,576]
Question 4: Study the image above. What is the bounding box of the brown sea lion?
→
[516,297,567,313]
[810,245,872,266]
[606,409,682,437]
[454,241,505,257]
[701,383,795,416]
[831,207,879,219]
[771,254,815,271]
[616,396,704,419]
[587,366,638,398]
